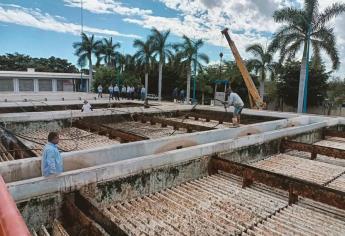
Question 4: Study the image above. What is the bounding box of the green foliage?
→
[0,53,78,72]
[265,80,279,104]
[246,43,274,81]
[73,33,101,68]
[96,37,121,67]
[174,35,209,72]
[327,78,345,105]
[270,0,345,69]
[121,72,142,87]
[93,66,116,91]
[275,60,329,107]
[93,66,142,91]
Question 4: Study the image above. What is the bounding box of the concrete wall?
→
[0,116,315,183]
[17,156,209,231]
[80,156,210,207]
[14,124,331,231]
[6,119,331,202]
[17,193,63,232]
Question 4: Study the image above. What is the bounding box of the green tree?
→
[73,33,102,91]
[149,28,173,101]
[270,0,345,112]
[246,44,275,97]
[327,77,345,106]
[93,66,116,91]
[96,37,121,67]
[196,70,214,105]
[174,35,209,102]
[0,53,78,72]
[276,60,329,108]
[133,39,155,95]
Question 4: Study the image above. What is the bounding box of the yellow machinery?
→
[221,28,265,109]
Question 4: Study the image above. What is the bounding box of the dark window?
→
[19,79,34,91]
[0,79,14,92]
[38,79,52,91]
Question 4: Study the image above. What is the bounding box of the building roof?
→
[0,69,89,79]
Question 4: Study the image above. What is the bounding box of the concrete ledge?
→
[0,116,314,183]
[7,120,329,202]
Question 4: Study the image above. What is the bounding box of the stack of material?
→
[327,174,345,192]
[106,121,185,139]
[251,154,345,185]
[0,142,14,162]
[101,173,288,235]
[246,201,345,235]
[166,117,236,129]
[18,127,119,156]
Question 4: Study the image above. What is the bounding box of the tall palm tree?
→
[246,44,275,97]
[96,37,121,67]
[269,0,345,112]
[149,28,173,101]
[133,39,154,96]
[175,35,209,102]
[73,33,101,91]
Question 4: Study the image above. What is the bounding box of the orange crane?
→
[221,28,265,109]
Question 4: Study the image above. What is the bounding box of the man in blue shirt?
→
[41,132,63,177]
[227,88,244,127]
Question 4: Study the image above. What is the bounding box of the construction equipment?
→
[221,28,265,109]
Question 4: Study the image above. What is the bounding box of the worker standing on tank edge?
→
[41,132,63,177]
[81,100,93,112]
[227,88,244,127]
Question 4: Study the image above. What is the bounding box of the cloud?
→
[124,0,283,56]
[123,0,345,76]
[0,5,140,38]
[64,0,152,16]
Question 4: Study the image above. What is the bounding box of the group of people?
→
[172,87,186,103]
[97,84,146,101]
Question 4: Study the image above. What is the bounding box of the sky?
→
[0,0,344,77]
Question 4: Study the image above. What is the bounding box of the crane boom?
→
[221,28,265,109]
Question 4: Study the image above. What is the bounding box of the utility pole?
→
[302,23,312,113]
[80,0,84,92]
[192,52,197,104]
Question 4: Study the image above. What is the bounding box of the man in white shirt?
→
[108,84,114,101]
[141,86,146,101]
[227,89,244,126]
[81,100,93,112]
[114,84,120,100]
[126,86,131,99]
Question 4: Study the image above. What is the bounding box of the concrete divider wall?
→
[7,120,329,202]
[0,116,312,183]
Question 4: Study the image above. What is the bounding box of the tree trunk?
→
[158,62,163,101]
[145,72,148,98]
[202,91,205,105]
[88,59,93,93]
[259,80,265,98]
[186,66,191,104]
[258,69,265,98]
[297,42,308,113]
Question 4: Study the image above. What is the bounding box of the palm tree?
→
[174,35,209,102]
[270,0,345,112]
[149,28,173,101]
[96,37,120,67]
[133,39,154,97]
[73,33,101,91]
[246,44,275,97]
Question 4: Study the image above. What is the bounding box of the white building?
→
[0,68,89,93]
